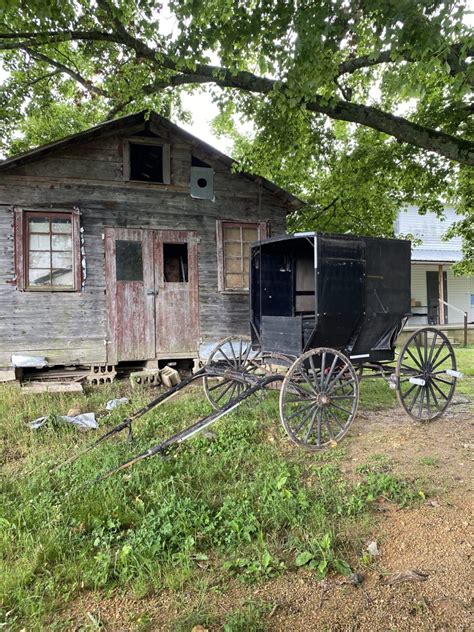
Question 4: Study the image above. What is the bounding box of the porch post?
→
[438,264,445,325]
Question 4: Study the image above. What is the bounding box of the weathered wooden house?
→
[0,110,301,381]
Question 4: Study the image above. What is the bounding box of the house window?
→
[123,138,171,184]
[217,220,270,292]
[14,210,81,291]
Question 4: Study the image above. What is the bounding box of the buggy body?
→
[250,232,411,363]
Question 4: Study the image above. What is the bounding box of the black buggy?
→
[60,233,462,479]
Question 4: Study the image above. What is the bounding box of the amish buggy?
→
[57,232,462,480]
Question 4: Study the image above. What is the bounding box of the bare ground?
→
[60,402,474,631]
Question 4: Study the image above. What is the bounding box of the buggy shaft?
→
[95,373,284,482]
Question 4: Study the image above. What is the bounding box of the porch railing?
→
[439,299,468,347]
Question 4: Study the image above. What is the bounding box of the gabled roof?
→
[0,110,303,208]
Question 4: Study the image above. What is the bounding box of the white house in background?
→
[395,206,474,326]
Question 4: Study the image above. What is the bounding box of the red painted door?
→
[105,228,155,363]
[105,228,200,362]
[154,231,200,355]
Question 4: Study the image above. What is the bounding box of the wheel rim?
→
[396,327,457,421]
[203,336,263,410]
[279,347,359,450]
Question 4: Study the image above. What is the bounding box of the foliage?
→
[0,379,426,629]
[0,1,472,260]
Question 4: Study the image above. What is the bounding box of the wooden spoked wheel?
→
[279,347,359,450]
[396,327,457,421]
[203,336,263,410]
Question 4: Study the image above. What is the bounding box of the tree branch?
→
[22,48,108,97]
[1,21,472,165]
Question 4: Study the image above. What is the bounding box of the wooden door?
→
[105,227,156,363]
[154,230,200,355]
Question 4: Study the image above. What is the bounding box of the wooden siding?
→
[0,122,288,367]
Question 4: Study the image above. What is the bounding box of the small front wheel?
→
[203,336,263,410]
[279,347,359,450]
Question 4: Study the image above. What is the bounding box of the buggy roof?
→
[255,232,411,248]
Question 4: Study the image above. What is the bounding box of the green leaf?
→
[295,551,313,566]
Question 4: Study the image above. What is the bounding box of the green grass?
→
[1,350,472,630]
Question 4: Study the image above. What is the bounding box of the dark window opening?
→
[164,243,188,282]
[116,240,143,281]
[191,155,210,168]
[129,143,164,183]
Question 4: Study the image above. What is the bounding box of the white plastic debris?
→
[11,354,47,368]
[105,397,129,411]
[367,541,379,557]
[29,413,98,430]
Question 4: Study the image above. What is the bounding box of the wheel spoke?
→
[293,405,317,434]
[215,380,236,403]
[327,407,345,432]
[405,347,423,370]
[328,401,353,416]
[330,394,356,401]
[323,408,334,441]
[286,402,315,422]
[326,363,349,393]
[319,352,326,390]
[407,386,421,412]
[323,354,338,390]
[431,375,454,387]
[413,334,425,368]
[427,331,438,364]
[430,378,450,401]
[418,386,425,418]
[298,369,319,395]
[431,352,453,372]
[425,384,431,419]
[427,382,441,410]
[217,347,236,369]
[208,378,231,392]
[400,382,417,401]
[304,408,319,442]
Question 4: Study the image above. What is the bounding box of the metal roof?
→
[0,110,304,208]
[411,249,462,263]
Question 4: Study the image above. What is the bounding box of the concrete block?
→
[160,366,181,388]
[130,369,161,388]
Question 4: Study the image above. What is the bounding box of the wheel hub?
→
[315,393,330,406]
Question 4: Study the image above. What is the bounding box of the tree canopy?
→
[0,0,473,269]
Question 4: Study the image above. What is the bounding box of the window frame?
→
[123,137,171,185]
[14,208,82,292]
[216,219,270,293]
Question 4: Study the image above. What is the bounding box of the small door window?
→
[163,243,188,282]
[116,240,143,281]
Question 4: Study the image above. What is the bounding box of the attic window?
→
[124,138,170,184]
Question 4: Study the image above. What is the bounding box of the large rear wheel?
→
[396,327,458,421]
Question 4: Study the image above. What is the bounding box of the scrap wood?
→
[382,569,429,585]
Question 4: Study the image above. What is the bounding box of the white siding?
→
[409,264,474,324]
[396,205,463,262]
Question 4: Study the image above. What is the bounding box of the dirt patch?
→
[59,404,474,631]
